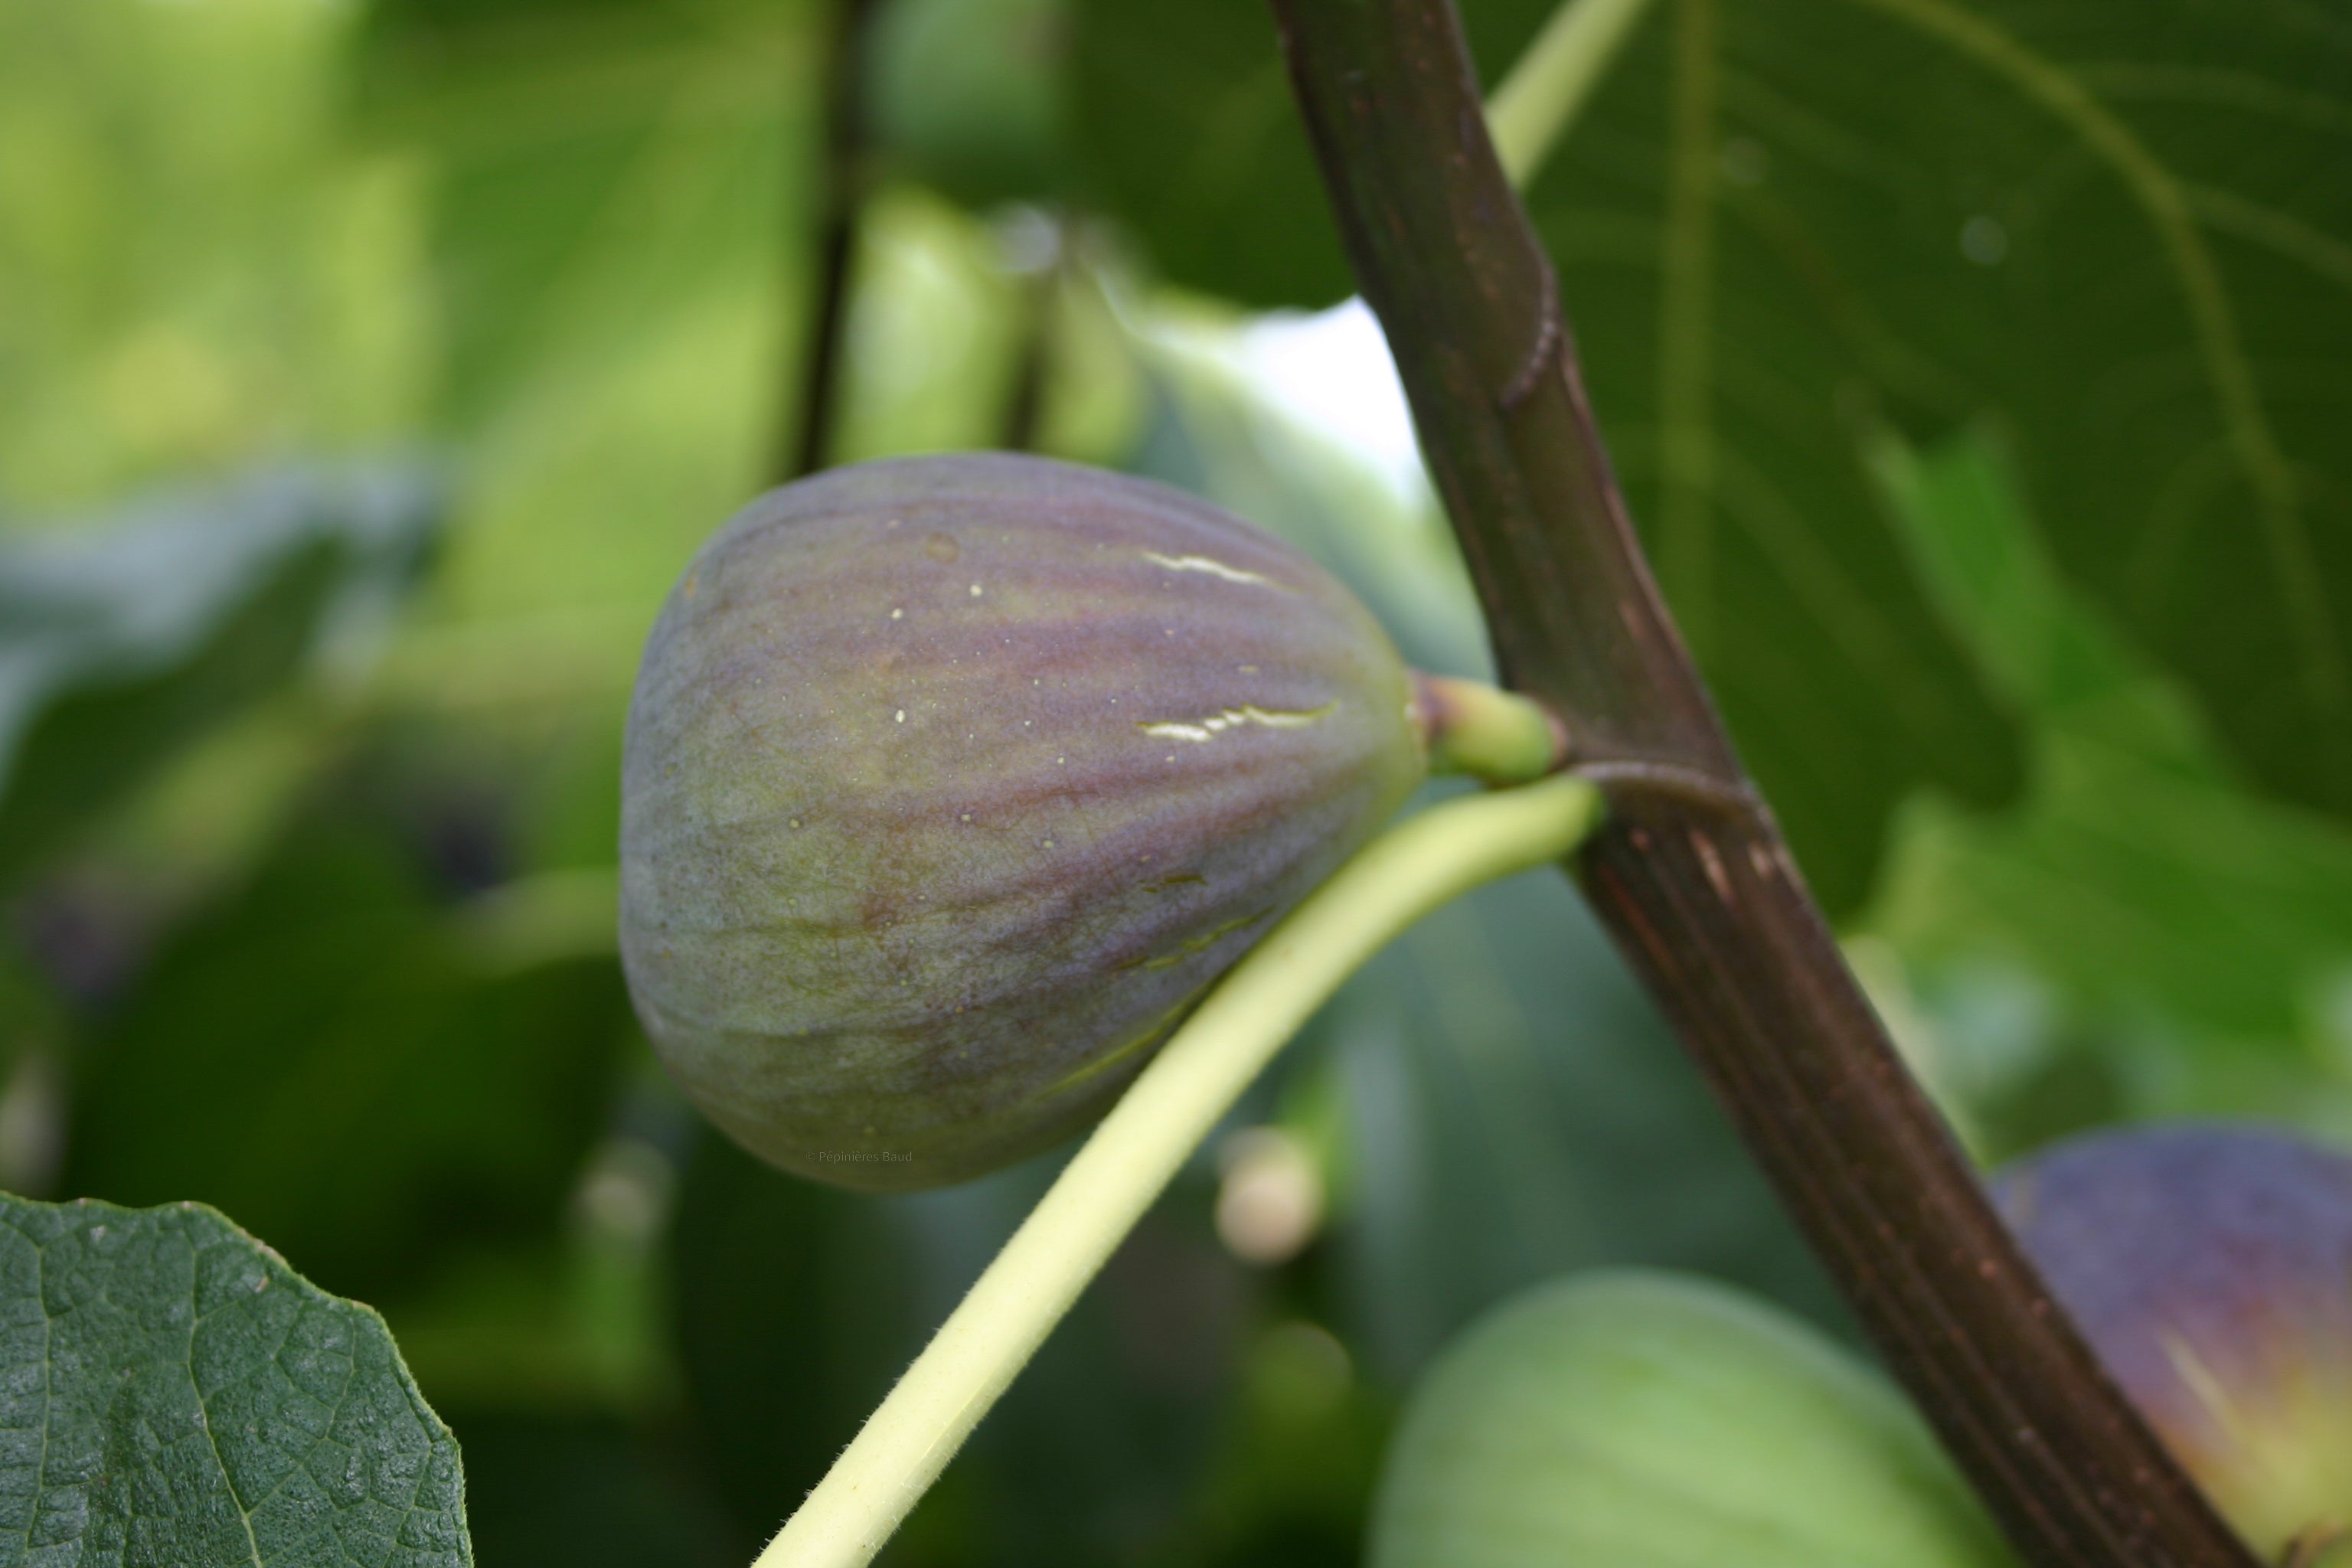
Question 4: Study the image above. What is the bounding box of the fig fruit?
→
[620,452,1427,1191]
[1369,1270,2014,1568]
[1997,1123,2352,1563]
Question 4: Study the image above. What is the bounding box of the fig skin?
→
[620,452,1426,1191]
[1995,1123,2352,1561]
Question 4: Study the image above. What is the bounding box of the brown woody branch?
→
[1264,2,2258,1564]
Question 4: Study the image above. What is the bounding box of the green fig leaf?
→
[0,1194,471,1568]
[1371,1269,2016,1568]
[1521,0,2352,884]
[1863,427,2352,1141]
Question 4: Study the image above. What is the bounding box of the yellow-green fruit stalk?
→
[620,453,1433,1191]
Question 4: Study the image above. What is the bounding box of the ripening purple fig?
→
[619,453,1430,1192]
[1996,1122,2352,1563]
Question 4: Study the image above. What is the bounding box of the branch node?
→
[1567,757,1759,822]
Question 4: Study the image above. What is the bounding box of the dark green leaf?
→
[1799,0,2352,834]
[61,799,632,1304]
[0,1194,469,1568]
[0,466,442,886]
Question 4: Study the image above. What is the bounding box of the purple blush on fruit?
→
[1996,1123,2352,1563]
[618,453,1427,1192]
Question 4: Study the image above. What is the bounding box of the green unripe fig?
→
[620,452,1428,1191]
[1370,1271,2014,1568]
[1997,1123,2352,1564]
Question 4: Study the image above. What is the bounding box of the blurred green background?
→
[2,0,2348,1562]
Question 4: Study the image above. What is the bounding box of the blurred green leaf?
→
[358,0,809,426]
[356,0,1027,708]
[1069,0,1361,309]
[0,946,54,1091]
[1369,1269,2014,1568]
[0,0,438,503]
[448,1412,728,1568]
[670,1131,1250,1566]
[832,188,1034,465]
[382,1129,678,1419]
[61,794,632,1304]
[665,1131,932,1557]
[0,1194,470,1568]
[869,0,1076,211]
[1864,429,2352,1145]
[1314,863,1844,1382]
[0,466,442,887]
[351,0,808,685]
[1179,1319,1390,1568]
[1067,0,1569,308]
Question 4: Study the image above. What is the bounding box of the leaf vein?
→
[1842,0,2350,740]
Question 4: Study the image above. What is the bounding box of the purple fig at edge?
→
[1996,1122,2352,1563]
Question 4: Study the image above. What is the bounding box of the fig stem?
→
[752,775,1604,1568]
[1485,0,1658,185]
[1414,671,1568,783]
